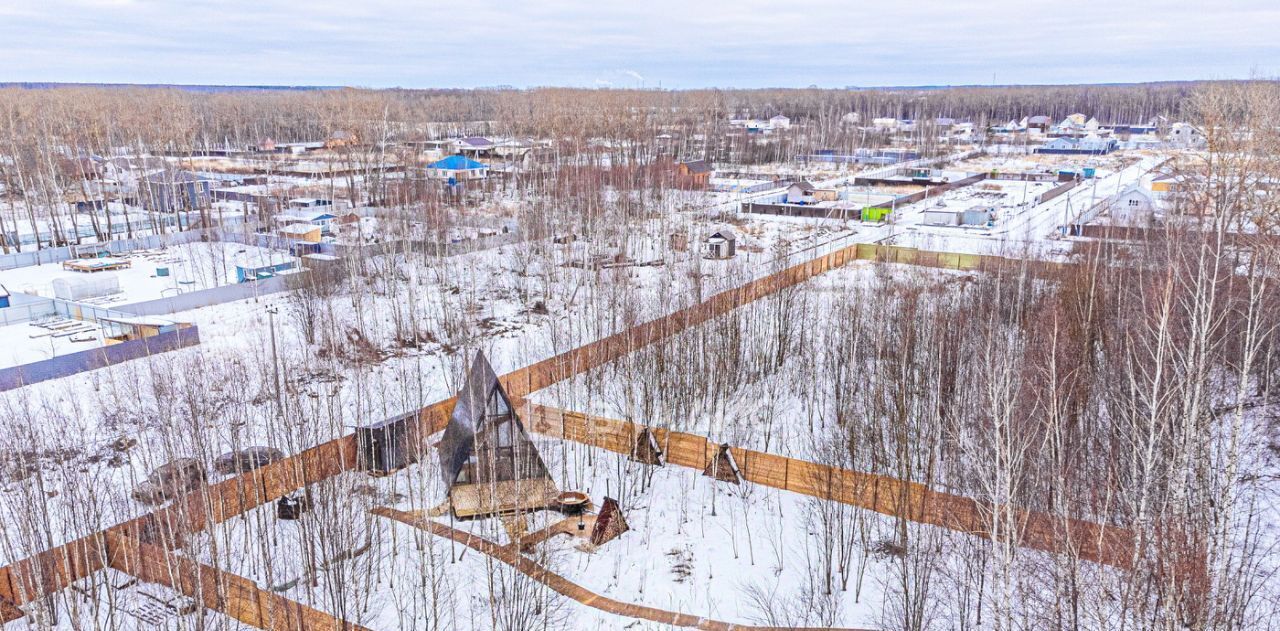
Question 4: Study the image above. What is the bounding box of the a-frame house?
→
[437,350,558,518]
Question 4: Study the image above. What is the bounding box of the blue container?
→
[1083,167,1097,179]
[156,266,170,277]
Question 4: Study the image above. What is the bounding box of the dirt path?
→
[371,507,872,631]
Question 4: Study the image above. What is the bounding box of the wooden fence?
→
[106,533,369,630]
[0,238,1068,626]
[527,406,1135,569]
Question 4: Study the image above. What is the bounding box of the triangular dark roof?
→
[708,227,736,241]
[438,350,499,487]
[436,350,550,490]
[791,180,816,192]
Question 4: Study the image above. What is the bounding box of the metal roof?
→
[428,155,489,171]
[680,159,712,174]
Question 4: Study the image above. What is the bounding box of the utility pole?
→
[267,304,282,417]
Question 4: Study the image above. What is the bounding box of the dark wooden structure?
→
[437,351,558,517]
[589,497,630,546]
[630,427,664,465]
[357,412,422,474]
[702,443,741,484]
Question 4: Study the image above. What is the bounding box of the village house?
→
[676,159,712,188]
[437,351,558,517]
[453,136,496,158]
[275,207,340,234]
[1027,115,1052,132]
[1166,122,1205,148]
[786,181,817,204]
[425,155,490,183]
[1110,184,1158,226]
[141,169,213,212]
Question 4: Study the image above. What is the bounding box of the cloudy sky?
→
[2,0,1277,88]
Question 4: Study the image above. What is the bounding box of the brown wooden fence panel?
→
[784,459,832,500]
[0,235,1130,620]
[735,449,788,488]
[258,459,305,504]
[107,533,369,631]
[660,432,711,470]
[530,407,1139,570]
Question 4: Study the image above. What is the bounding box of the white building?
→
[785,181,816,204]
[1166,122,1205,148]
[1110,185,1157,226]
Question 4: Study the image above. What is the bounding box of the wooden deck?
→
[62,258,132,273]
[448,478,559,518]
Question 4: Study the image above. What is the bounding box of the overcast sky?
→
[2,0,1277,89]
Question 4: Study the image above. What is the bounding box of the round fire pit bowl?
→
[556,491,589,514]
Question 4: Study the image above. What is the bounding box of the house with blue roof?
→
[426,155,490,184]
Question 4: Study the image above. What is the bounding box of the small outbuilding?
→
[922,209,962,226]
[786,181,816,204]
[235,254,296,283]
[278,223,322,243]
[704,228,737,259]
[52,273,121,300]
[961,207,994,226]
[358,412,423,474]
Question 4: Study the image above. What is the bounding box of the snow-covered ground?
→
[0,320,104,368]
[0,241,295,306]
[177,438,901,630]
[882,156,1155,257]
[4,147,1257,631]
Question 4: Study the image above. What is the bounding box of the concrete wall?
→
[0,231,211,271]
[118,274,297,316]
[0,293,58,326]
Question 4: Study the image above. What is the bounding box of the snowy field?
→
[880,156,1156,257]
[0,320,104,369]
[2,146,1261,630]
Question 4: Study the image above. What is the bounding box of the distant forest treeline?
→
[0,80,1245,149]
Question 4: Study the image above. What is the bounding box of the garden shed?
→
[358,412,423,474]
[704,229,737,259]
